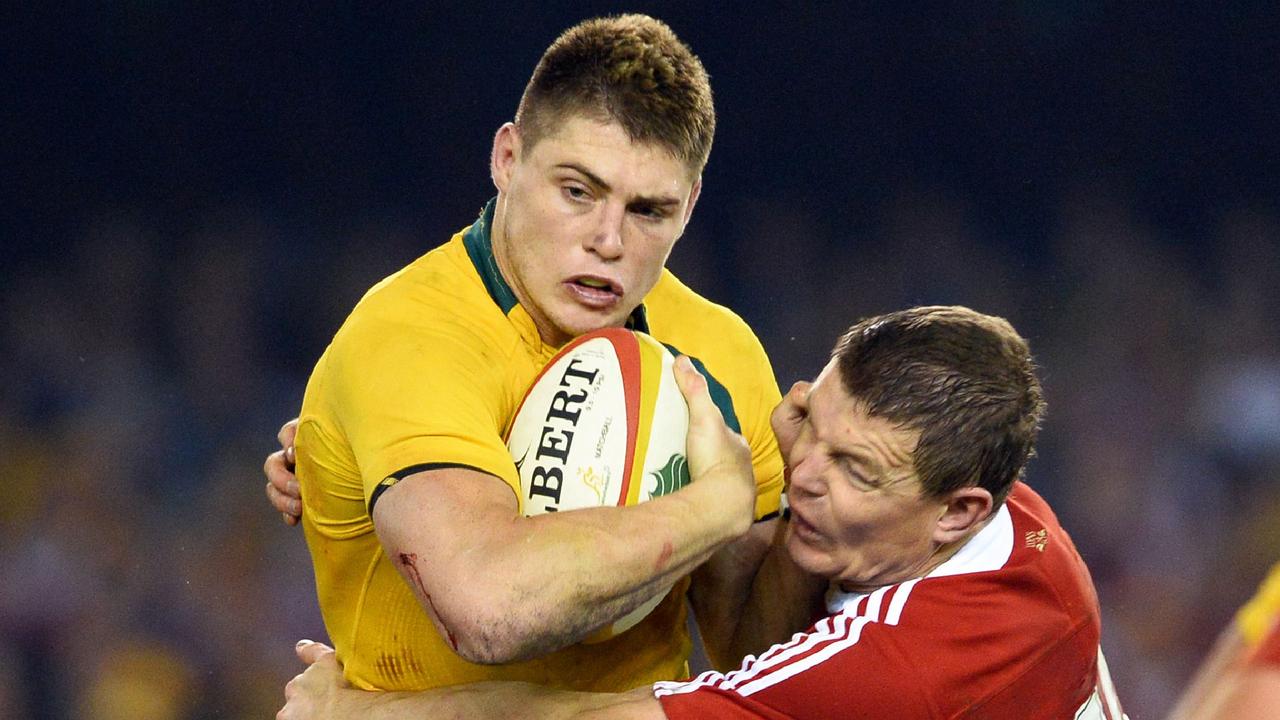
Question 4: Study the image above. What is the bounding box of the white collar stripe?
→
[736,615,875,697]
[719,612,853,691]
[884,577,920,626]
[715,581,896,696]
[862,584,889,624]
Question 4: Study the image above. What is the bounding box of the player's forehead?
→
[807,361,917,470]
[527,114,693,186]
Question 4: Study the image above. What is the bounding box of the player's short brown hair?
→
[832,306,1046,506]
[515,14,715,175]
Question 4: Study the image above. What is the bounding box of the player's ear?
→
[932,486,993,545]
[491,122,521,193]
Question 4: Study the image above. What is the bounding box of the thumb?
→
[295,639,336,665]
[673,355,721,427]
[784,380,812,405]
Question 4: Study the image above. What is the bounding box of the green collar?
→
[462,199,519,314]
[461,198,650,333]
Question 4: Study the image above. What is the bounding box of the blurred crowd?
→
[1,182,1276,719]
[4,4,1278,719]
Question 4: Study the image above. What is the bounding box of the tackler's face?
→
[783,361,950,593]
[490,115,701,348]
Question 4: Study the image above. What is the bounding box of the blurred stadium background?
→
[3,3,1278,718]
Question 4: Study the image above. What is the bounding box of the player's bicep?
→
[371,467,521,628]
[328,320,515,505]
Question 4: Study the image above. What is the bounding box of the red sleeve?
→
[657,489,1102,720]
[657,686,792,720]
[654,601,936,720]
[1249,619,1280,667]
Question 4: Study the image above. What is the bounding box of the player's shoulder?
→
[855,565,1097,716]
[646,270,756,333]
[892,486,1097,634]
[644,270,767,361]
[333,233,509,352]
[1003,484,1099,600]
[656,604,934,718]
[347,235,478,322]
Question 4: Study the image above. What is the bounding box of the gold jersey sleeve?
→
[301,262,522,505]
[1237,562,1280,645]
[294,204,784,692]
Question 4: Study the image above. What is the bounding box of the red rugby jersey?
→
[655,483,1125,719]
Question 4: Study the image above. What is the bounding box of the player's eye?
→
[839,457,876,489]
[563,185,591,202]
[630,204,667,220]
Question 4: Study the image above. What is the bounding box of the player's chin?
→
[556,306,630,339]
[784,531,830,574]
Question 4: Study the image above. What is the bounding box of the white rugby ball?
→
[505,327,691,640]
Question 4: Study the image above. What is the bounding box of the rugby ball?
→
[505,328,691,640]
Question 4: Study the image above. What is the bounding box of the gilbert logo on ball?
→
[505,328,691,640]
[507,328,691,516]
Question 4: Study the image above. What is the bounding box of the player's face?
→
[783,361,949,592]
[490,115,701,347]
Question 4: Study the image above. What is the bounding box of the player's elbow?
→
[427,592,551,665]
[454,640,526,665]
[446,613,546,665]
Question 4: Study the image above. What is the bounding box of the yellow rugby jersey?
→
[296,199,785,691]
[1237,562,1280,645]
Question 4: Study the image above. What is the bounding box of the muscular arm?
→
[368,683,663,720]
[689,516,826,669]
[689,380,827,669]
[279,641,666,720]
[1209,668,1280,720]
[374,356,758,665]
[375,465,749,664]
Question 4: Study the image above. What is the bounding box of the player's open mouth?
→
[566,276,623,307]
[789,507,824,543]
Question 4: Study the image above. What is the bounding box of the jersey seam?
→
[368,462,500,514]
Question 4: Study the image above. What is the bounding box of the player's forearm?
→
[693,517,826,668]
[441,480,753,663]
[727,520,827,659]
[341,683,659,720]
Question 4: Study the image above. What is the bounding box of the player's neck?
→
[489,207,572,349]
[839,514,996,594]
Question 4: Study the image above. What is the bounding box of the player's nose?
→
[786,439,825,497]
[586,203,625,259]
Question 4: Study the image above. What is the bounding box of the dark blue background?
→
[2,3,1278,717]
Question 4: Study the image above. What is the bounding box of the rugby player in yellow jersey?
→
[1168,562,1280,720]
[263,14,810,693]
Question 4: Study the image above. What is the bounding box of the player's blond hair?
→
[515,14,715,176]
